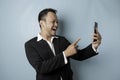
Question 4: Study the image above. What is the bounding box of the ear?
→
[40,20,43,27]
[40,20,45,28]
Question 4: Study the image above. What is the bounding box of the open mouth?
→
[52,28,57,32]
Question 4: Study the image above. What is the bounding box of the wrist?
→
[63,50,69,57]
[92,44,98,53]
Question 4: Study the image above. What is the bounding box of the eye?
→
[50,21,54,23]
[56,21,58,24]
[49,20,58,24]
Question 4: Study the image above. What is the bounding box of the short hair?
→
[38,8,57,22]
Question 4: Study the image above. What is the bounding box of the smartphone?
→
[93,22,98,42]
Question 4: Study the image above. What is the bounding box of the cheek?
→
[46,25,53,31]
[47,22,54,27]
[45,25,52,31]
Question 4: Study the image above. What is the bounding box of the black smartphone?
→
[93,22,98,42]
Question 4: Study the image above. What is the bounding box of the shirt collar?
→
[37,33,58,42]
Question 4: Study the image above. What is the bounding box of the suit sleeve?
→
[62,37,98,61]
[71,44,98,61]
[25,42,65,74]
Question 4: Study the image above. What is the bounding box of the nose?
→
[54,21,58,27]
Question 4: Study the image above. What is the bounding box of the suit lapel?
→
[53,38,60,55]
[37,40,55,57]
[36,38,60,58]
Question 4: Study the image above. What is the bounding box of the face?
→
[40,12,58,37]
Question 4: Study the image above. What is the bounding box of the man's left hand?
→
[92,28,102,49]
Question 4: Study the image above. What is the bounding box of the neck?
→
[40,31,52,41]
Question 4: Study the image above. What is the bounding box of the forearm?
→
[38,53,66,74]
[71,44,98,61]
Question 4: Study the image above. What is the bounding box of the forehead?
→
[46,12,57,20]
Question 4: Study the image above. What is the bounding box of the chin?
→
[52,32,56,35]
[52,34,56,36]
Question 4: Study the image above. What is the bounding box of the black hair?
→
[38,8,57,22]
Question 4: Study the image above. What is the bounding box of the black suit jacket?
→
[25,36,98,80]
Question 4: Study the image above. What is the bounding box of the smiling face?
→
[40,12,58,37]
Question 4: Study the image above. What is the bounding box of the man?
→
[25,8,102,80]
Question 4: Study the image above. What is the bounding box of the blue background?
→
[0,0,120,80]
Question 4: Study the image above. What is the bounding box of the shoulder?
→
[55,35,66,39]
[55,35,70,44]
[25,37,37,46]
[54,35,68,41]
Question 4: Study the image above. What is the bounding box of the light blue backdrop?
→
[0,0,120,80]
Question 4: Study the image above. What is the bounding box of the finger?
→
[75,45,79,49]
[95,33,102,40]
[93,40,101,44]
[93,38,98,42]
[93,32,102,40]
[72,38,80,46]
[93,33,98,37]
[93,34,101,40]
[93,37,98,40]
